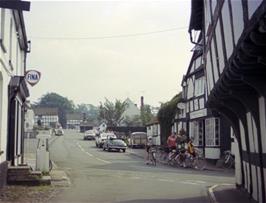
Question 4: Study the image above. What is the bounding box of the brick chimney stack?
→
[140,96,144,109]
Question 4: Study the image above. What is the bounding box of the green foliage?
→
[140,104,154,125]
[35,92,75,128]
[75,103,99,122]
[98,98,128,127]
[157,92,182,145]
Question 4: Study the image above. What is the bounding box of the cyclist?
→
[167,132,177,152]
[187,137,196,158]
[145,136,153,164]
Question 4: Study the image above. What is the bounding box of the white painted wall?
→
[0,8,28,165]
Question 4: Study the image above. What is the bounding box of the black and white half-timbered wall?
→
[175,37,231,160]
[189,0,266,201]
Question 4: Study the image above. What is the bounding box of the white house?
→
[146,117,161,146]
[189,0,266,201]
[66,113,82,130]
[122,98,141,119]
[0,2,31,187]
[33,107,59,128]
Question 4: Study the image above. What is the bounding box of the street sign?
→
[25,70,41,86]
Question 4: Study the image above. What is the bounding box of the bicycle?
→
[223,150,235,169]
[157,146,169,164]
[184,149,206,170]
[147,146,156,166]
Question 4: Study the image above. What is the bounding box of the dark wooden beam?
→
[0,1,30,11]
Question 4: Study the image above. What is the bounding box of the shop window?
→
[189,121,203,146]
[205,118,220,146]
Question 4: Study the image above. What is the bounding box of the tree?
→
[140,104,154,125]
[35,92,75,128]
[75,103,99,122]
[157,92,182,145]
[98,98,128,126]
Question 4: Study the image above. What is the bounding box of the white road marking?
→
[181,181,199,185]
[208,184,218,203]
[95,158,111,164]
[158,179,175,183]
[208,183,234,203]
[186,180,207,184]
[76,142,111,164]
[86,152,94,157]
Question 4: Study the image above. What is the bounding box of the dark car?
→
[103,138,127,152]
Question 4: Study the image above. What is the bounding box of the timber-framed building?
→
[189,0,266,201]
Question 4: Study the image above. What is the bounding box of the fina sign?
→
[25,70,41,86]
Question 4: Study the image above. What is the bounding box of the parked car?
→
[95,132,116,148]
[129,132,147,148]
[84,130,96,140]
[103,138,127,152]
[54,128,64,136]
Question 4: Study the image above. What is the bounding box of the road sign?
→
[25,70,41,86]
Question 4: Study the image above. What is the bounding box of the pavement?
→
[24,134,71,187]
[128,148,255,203]
[208,184,257,203]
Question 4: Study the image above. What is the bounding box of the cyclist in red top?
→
[167,132,177,151]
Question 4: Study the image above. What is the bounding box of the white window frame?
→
[205,118,220,146]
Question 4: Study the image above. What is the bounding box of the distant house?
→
[146,117,161,146]
[33,107,59,128]
[122,98,141,119]
[66,113,82,129]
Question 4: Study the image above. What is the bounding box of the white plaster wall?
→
[205,148,220,159]
[231,1,244,47]
[233,137,242,186]
[215,20,225,73]
[221,1,234,58]
[0,59,11,164]
[248,0,263,19]
[211,41,219,83]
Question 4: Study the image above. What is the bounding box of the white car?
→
[84,130,96,140]
[54,128,64,136]
[95,132,116,148]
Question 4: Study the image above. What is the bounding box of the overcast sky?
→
[24,1,194,107]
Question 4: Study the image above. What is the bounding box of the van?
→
[129,132,147,148]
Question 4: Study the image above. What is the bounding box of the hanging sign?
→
[25,70,41,86]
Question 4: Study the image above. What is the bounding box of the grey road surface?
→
[49,130,234,203]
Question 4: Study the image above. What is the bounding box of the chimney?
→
[140,96,144,109]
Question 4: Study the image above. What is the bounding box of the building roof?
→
[66,113,83,120]
[33,107,58,116]
[123,98,141,118]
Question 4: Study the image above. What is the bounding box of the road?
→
[49,130,234,203]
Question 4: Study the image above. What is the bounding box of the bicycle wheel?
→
[223,155,234,169]
[49,160,53,171]
[152,152,156,166]
[194,157,206,170]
